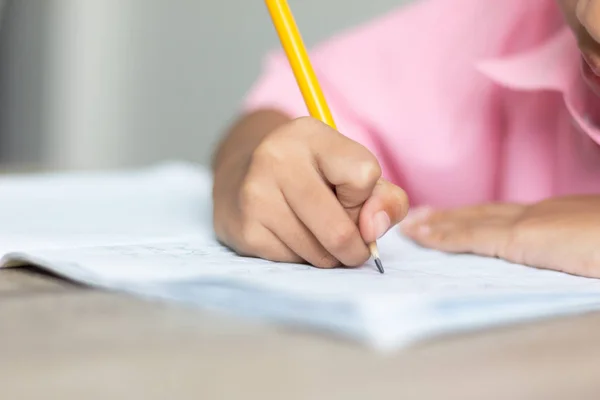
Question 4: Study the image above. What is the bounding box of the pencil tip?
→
[374,258,384,274]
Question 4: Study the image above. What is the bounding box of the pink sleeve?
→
[238,0,531,207]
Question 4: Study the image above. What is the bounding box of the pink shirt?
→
[242,0,600,207]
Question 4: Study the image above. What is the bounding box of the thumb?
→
[359,179,409,243]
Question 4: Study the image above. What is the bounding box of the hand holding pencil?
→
[264,0,408,272]
[210,1,409,271]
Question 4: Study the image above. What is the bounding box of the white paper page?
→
[0,161,212,253]
[8,229,600,298]
[5,230,600,349]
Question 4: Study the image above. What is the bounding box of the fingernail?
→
[417,224,431,236]
[373,211,391,239]
[402,206,433,227]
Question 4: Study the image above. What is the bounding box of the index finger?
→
[308,122,382,210]
[279,163,370,267]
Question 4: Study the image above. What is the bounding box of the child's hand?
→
[401,196,600,278]
[213,117,409,268]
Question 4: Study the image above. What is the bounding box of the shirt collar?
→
[475,27,580,94]
[475,26,600,138]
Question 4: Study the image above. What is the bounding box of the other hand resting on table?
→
[402,196,600,278]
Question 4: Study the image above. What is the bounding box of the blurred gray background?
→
[0,0,409,170]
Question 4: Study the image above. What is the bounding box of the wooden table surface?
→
[1,267,600,399]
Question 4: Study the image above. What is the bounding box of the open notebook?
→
[2,162,600,350]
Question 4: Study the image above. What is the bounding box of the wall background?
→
[0,0,412,170]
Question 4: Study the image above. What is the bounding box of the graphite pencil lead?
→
[374,258,384,274]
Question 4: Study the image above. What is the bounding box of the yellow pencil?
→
[264,0,384,274]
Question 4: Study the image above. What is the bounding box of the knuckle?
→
[429,229,450,246]
[288,116,331,139]
[313,254,341,269]
[327,224,358,253]
[237,222,264,255]
[237,180,265,216]
[252,138,284,164]
[395,187,410,216]
[354,159,382,190]
[292,116,321,131]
